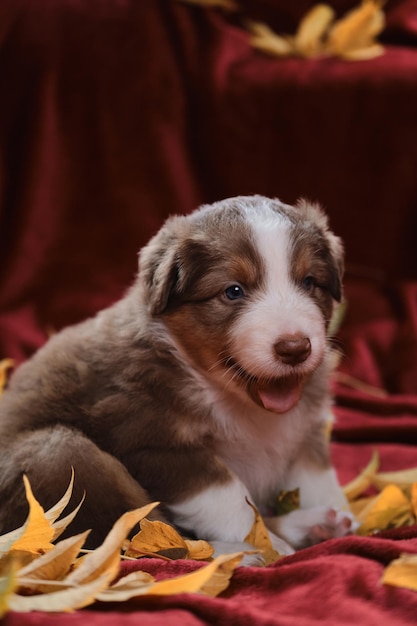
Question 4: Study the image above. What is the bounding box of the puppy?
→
[0,195,354,556]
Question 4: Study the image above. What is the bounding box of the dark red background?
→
[1,1,417,624]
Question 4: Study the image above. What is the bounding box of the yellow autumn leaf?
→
[50,494,86,542]
[247,21,294,57]
[98,552,242,600]
[43,467,75,524]
[343,449,380,501]
[16,531,90,594]
[126,519,188,559]
[199,552,243,596]
[8,573,112,613]
[185,539,214,561]
[245,500,281,566]
[10,476,55,554]
[146,552,243,597]
[382,553,417,591]
[0,559,18,618]
[356,485,411,535]
[340,43,384,60]
[373,467,417,492]
[348,495,377,518]
[96,570,156,602]
[0,526,29,557]
[294,4,335,57]
[41,467,85,541]
[0,472,83,557]
[0,359,14,394]
[127,518,214,561]
[65,503,159,586]
[326,0,385,57]
[411,483,417,518]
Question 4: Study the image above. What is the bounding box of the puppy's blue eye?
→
[302,276,315,291]
[225,285,245,300]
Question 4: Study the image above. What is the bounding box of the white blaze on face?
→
[228,216,327,414]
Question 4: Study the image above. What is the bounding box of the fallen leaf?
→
[96,571,155,602]
[0,559,18,618]
[411,483,417,518]
[43,467,75,525]
[245,500,281,565]
[8,573,112,613]
[126,519,188,559]
[127,519,214,561]
[65,503,158,586]
[185,539,214,561]
[247,20,294,57]
[146,552,243,597]
[326,0,385,58]
[343,449,380,501]
[9,476,55,555]
[98,552,242,600]
[382,553,417,591]
[294,4,335,57]
[16,531,90,593]
[199,552,243,596]
[339,43,384,60]
[373,467,417,492]
[50,494,86,542]
[246,0,385,60]
[356,485,411,535]
[348,495,377,518]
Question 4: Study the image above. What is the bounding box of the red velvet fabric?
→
[1,1,417,623]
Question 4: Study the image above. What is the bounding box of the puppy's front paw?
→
[305,507,358,546]
[266,506,357,550]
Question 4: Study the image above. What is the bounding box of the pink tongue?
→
[258,379,302,414]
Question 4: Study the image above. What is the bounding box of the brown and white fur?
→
[0,195,354,557]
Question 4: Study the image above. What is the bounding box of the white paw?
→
[304,507,358,545]
[269,506,358,550]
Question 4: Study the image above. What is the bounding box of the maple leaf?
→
[245,500,281,566]
[326,0,385,60]
[65,503,159,587]
[344,452,417,536]
[382,553,417,592]
[356,485,412,535]
[0,560,17,617]
[8,476,56,555]
[373,467,417,492]
[293,4,335,58]
[126,519,214,561]
[245,1,385,61]
[0,474,244,613]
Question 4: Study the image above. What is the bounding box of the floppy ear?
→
[138,216,211,315]
[138,217,182,315]
[325,232,344,303]
[295,198,344,302]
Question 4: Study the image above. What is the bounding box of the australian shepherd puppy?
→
[0,195,354,556]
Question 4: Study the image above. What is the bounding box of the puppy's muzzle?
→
[274,335,311,366]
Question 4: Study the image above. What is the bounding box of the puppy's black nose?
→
[274,336,311,365]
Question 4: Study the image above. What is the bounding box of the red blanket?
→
[1,1,417,624]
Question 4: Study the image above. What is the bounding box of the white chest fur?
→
[209,388,316,509]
